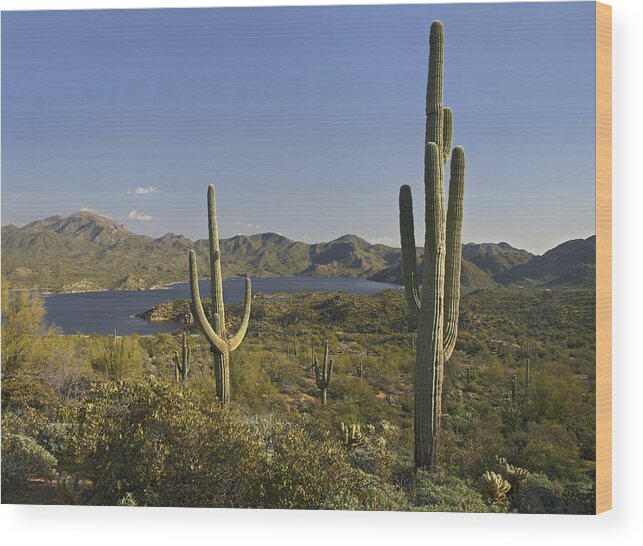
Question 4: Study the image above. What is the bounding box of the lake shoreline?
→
[41,277,400,335]
[15,275,398,297]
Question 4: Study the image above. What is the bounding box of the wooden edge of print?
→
[595,1,612,515]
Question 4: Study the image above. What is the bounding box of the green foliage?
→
[67,380,263,507]
[1,432,58,492]
[512,472,566,514]
[92,332,146,381]
[517,420,581,480]
[1,278,49,376]
[258,422,405,510]
[412,471,489,513]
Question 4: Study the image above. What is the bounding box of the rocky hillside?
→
[493,236,596,288]
[1,211,595,292]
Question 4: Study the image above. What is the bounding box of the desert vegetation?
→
[1,277,596,512]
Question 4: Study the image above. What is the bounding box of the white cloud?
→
[128,186,155,195]
[369,236,396,246]
[246,223,260,229]
[128,210,153,221]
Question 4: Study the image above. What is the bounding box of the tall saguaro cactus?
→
[313,340,334,405]
[188,184,252,404]
[399,21,466,471]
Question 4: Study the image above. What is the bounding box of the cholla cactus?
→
[57,472,85,505]
[399,21,466,471]
[313,340,334,405]
[480,471,511,504]
[340,422,367,451]
[188,184,252,404]
[173,331,191,383]
[501,461,529,493]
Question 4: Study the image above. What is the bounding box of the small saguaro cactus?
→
[173,331,191,383]
[355,361,364,379]
[313,340,334,405]
[524,357,531,401]
[398,21,466,471]
[188,184,252,404]
[480,471,511,504]
[340,422,367,451]
[511,374,517,405]
[466,366,471,387]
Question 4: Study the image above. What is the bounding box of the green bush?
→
[67,380,263,507]
[1,432,58,492]
[517,420,581,480]
[412,471,490,513]
[258,422,405,510]
[512,472,566,514]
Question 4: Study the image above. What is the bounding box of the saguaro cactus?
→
[188,184,252,404]
[511,374,517,405]
[399,21,466,471]
[524,357,530,401]
[173,331,191,383]
[313,340,334,405]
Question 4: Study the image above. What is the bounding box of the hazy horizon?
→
[2,3,596,255]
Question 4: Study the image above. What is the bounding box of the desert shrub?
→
[517,420,581,480]
[258,422,404,510]
[412,471,490,513]
[91,334,147,381]
[441,408,507,479]
[1,280,49,376]
[67,380,263,507]
[1,432,58,492]
[230,353,279,405]
[512,472,566,514]
[562,480,595,514]
[1,374,58,413]
[523,364,587,425]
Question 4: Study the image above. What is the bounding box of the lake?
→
[43,277,399,335]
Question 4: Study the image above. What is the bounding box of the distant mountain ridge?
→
[1,211,595,292]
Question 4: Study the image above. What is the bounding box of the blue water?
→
[43,277,398,335]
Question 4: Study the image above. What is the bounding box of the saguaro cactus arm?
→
[443,145,466,360]
[229,276,252,351]
[189,250,229,354]
[207,184,226,331]
[442,107,453,163]
[399,185,421,313]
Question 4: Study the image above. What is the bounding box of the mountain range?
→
[1,211,595,292]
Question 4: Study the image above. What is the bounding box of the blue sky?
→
[1,2,595,254]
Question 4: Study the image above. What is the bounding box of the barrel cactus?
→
[188,184,252,404]
[399,21,466,470]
